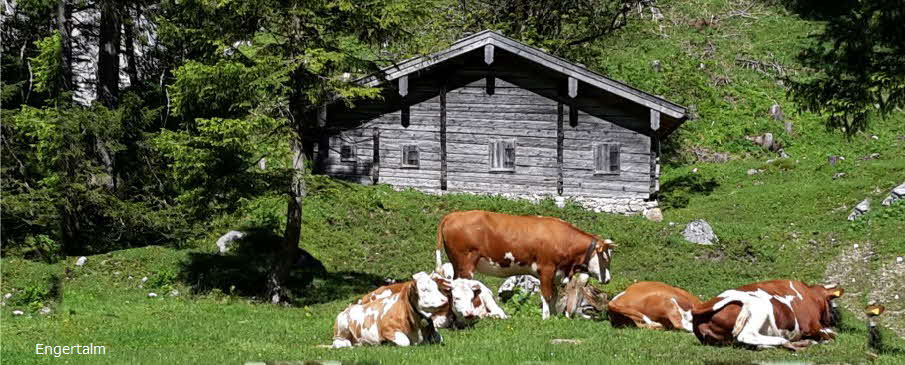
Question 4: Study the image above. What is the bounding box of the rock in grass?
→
[881,182,905,206]
[848,199,871,221]
[643,208,663,222]
[39,307,51,315]
[833,173,846,180]
[770,103,784,121]
[148,292,158,298]
[498,275,540,301]
[682,220,717,245]
[3,293,11,300]
[12,310,24,316]
[747,169,760,176]
[216,230,246,253]
[75,256,87,266]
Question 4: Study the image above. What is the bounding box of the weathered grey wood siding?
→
[323,78,652,200]
[562,106,651,199]
[444,79,559,195]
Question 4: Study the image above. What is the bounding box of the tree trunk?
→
[123,5,139,88]
[97,0,121,107]
[267,137,305,304]
[57,0,73,93]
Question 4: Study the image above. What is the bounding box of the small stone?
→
[12,310,24,316]
[651,60,661,72]
[832,173,846,180]
[643,208,663,222]
[847,199,870,221]
[791,233,798,239]
[854,244,860,249]
[682,219,718,245]
[113,271,120,275]
[75,257,87,266]
[39,307,51,315]
[141,276,148,283]
[897,257,903,264]
[668,222,676,226]
[747,169,760,176]
[808,240,817,245]
[216,230,246,254]
[128,275,134,280]
[784,121,793,135]
[692,168,699,174]
[3,293,11,300]
[753,181,764,186]
[770,104,784,121]
[780,150,790,159]
[871,135,879,140]
[148,293,158,298]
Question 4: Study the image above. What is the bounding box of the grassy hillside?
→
[3,0,905,363]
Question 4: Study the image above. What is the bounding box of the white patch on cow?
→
[476,257,534,277]
[604,268,611,284]
[611,291,626,302]
[375,289,393,300]
[531,262,539,273]
[504,252,516,262]
[714,289,790,348]
[413,272,448,315]
[789,281,803,300]
[440,263,454,280]
[671,297,694,332]
[393,332,411,347]
[435,250,442,268]
[381,294,400,315]
[588,254,603,283]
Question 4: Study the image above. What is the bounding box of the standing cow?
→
[607,281,702,331]
[692,280,844,351]
[435,210,615,319]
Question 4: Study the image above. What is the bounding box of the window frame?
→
[339,143,357,162]
[593,142,621,175]
[489,139,517,173]
[400,144,420,169]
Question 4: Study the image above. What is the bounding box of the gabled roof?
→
[359,30,688,121]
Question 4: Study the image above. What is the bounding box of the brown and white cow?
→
[332,272,448,348]
[606,281,702,331]
[692,280,844,351]
[436,210,614,319]
[357,270,506,330]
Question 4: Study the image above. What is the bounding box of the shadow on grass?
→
[178,229,388,306]
[658,173,719,209]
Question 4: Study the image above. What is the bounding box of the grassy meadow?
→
[3,0,905,363]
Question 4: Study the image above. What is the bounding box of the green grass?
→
[4,0,905,363]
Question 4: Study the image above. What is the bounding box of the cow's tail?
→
[435,216,446,274]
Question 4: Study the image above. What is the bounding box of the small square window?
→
[401,145,419,168]
[490,139,516,172]
[594,143,620,175]
[340,144,357,162]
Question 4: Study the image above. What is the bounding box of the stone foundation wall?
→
[395,187,657,216]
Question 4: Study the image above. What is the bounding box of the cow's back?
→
[440,210,591,260]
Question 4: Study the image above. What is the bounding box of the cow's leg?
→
[668,298,694,332]
[733,302,789,348]
[392,332,411,347]
[452,252,478,279]
[539,269,556,319]
[332,312,354,348]
[607,304,665,329]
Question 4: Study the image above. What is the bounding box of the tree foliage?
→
[791,0,905,135]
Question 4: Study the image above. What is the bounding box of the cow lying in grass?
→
[332,272,447,348]
[692,280,844,351]
[607,281,702,332]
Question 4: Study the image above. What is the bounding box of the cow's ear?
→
[823,284,843,298]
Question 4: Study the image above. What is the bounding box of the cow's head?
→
[449,279,486,325]
[412,272,449,316]
[586,238,614,284]
[819,283,844,326]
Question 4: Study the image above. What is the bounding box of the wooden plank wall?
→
[444,79,558,195]
[562,106,651,199]
[323,78,652,200]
